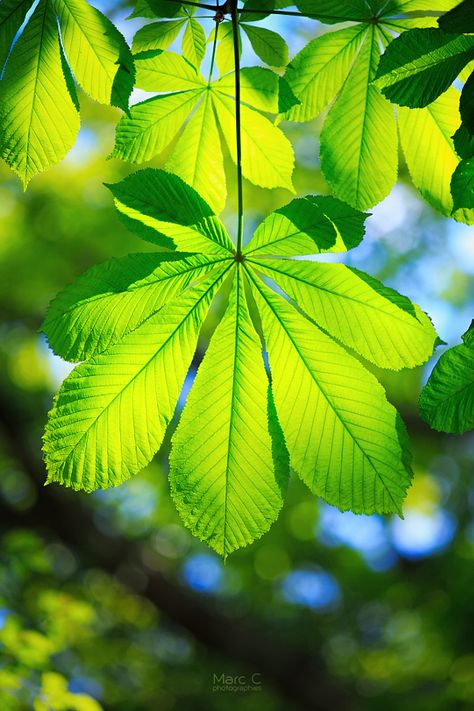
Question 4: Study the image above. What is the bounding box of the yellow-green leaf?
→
[170,268,289,556]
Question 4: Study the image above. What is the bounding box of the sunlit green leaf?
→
[106,169,234,253]
[244,195,367,257]
[213,91,294,192]
[135,49,205,91]
[112,90,203,163]
[170,268,289,556]
[182,18,206,69]
[44,268,229,491]
[0,0,80,188]
[251,258,437,369]
[241,23,289,68]
[166,91,227,214]
[248,270,413,515]
[320,27,398,209]
[43,252,224,362]
[398,87,471,221]
[420,321,474,434]
[375,28,474,108]
[283,25,365,122]
[132,19,185,53]
[53,0,135,110]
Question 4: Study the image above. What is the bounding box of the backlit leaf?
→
[170,269,289,556]
[420,321,474,434]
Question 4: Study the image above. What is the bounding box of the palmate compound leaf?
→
[281,0,470,219]
[0,0,134,186]
[112,49,295,213]
[420,321,474,434]
[43,170,439,553]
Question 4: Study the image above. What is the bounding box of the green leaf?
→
[43,268,229,491]
[166,91,226,214]
[439,0,474,34]
[216,67,300,115]
[320,26,398,210]
[420,321,474,434]
[0,0,30,72]
[182,18,206,69]
[106,169,234,254]
[374,28,474,108]
[382,0,462,30]
[113,50,295,207]
[112,89,203,163]
[0,0,80,188]
[283,25,365,122]
[241,24,289,68]
[398,87,469,219]
[128,0,158,19]
[244,198,337,257]
[247,269,413,515]
[451,157,474,213]
[213,91,294,192]
[53,0,135,110]
[44,168,438,547]
[240,0,276,22]
[215,67,281,113]
[169,268,289,556]
[453,122,474,159]
[250,259,437,370]
[295,0,372,22]
[42,252,224,362]
[135,49,205,91]
[245,195,367,257]
[460,71,474,133]
[145,0,187,17]
[132,19,185,53]
[216,22,240,77]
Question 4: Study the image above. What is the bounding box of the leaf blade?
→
[251,259,437,370]
[320,27,398,210]
[166,91,227,214]
[106,169,234,254]
[42,252,227,362]
[0,0,80,187]
[54,0,135,110]
[212,91,294,192]
[420,322,474,434]
[248,268,413,515]
[44,268,229,491]
[112,89,203,164]
[170,268,289,556]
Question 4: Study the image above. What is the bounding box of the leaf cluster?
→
[376,0,474,219]
[0,0,471,553]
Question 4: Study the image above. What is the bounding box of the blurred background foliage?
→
[1,3,474,709]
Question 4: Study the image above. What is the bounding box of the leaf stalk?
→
[230,0,244,255]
